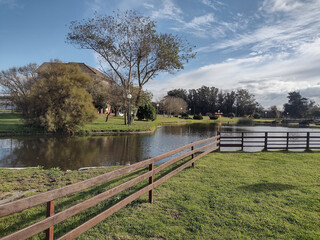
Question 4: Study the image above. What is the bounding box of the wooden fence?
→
[0,136,220,240]
[219,131,320,151]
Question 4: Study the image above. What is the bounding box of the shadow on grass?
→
[239,183,296,192]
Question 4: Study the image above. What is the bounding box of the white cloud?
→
[201,0,225,10]
[150,0,183,22]
[147,38,320,108]
[204,0,320,52]
[0,0,20,8]
[261,0,304,13]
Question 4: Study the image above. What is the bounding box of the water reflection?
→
[0,136,144,170]
[0,123,318,169]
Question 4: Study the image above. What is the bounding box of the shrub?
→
[26,63,96,133]
[193,114,203,120]
[226,113,235,118]
[253,113,261,119]
[209,115,219,120]
[180,112,189,119]
[136,106,144,120]
[137,103,156,121]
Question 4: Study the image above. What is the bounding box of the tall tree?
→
[283,91,309,118]
[167,89,188,102]
[67,10,195,124]
[235,89,257,117]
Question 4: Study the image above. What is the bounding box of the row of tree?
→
[161,86,260,117]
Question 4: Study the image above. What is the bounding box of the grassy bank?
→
[0,113,318,135]
[0,113,237,135]
[1,152,320,239]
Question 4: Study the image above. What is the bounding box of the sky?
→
[1,0,320,108]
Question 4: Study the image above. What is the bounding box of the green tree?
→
[235,89,257,117]
[27,63,96,133]
[67,10,195,125]
[137,103,156,121]
[167,89,188,102]
[283,91,309,118]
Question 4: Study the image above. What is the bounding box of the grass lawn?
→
[0,113,239,134]
[1,152,320,239]
[0,113,45,134]
[0,113,318,134]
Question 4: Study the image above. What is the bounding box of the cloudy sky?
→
[1,0,320,108]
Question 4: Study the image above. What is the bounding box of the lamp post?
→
[156,103,159,114]
[127,93,132,125]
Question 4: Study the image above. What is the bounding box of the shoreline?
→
[0,118,318,137]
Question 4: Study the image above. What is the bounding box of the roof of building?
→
[36,62,113,83]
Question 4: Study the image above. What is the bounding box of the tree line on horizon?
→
[160,87,260,117]
[161,87,320,119]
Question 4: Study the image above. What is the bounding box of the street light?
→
[156,103,159,114]
[127,93,132,125]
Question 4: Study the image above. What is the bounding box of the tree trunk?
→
[135,87,143,106]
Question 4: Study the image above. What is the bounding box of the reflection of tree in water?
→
[101,135,143,166]
[0,135,143,170]
[162,123,218,137]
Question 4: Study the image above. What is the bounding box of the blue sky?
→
[1,0,320,108]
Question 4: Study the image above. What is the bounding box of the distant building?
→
[36,62,113,84]
[0,94,14,111]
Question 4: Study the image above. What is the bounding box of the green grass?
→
[0,113,45,134]
[1,152,320,239]
[0,113,318,134]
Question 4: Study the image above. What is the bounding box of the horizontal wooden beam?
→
[0,135,219,217]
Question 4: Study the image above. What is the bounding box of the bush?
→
[253,113,261,119]
[209,115,219,120]
[137,103,156,121]
[26,63,97,133]
[180,112,189,119]
[226,113,235,118]
[193,114,203,120]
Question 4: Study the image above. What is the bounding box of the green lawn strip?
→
[0,113,45,134]
[1,152,320,239]
[1,113,304,135]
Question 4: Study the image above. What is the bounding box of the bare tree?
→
[67,10,195,124]
[0,63,38,113]
[161,96,187,117]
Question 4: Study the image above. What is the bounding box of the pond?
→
[0,123,319,170]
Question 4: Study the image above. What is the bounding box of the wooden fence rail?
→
[0,135,220,240]
[219,131,320,151]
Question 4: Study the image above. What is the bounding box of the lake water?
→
[0,124,319,170]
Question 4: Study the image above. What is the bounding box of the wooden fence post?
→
[264,132,268,151]
[191,145,195,168]
[241,132,244,151]
[306,132,310,151]
[46,200,54,240]
[286,132,289,151]
[148,163,154,203]
[217,131,220,151]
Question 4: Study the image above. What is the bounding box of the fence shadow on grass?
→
[238,183,296,192]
